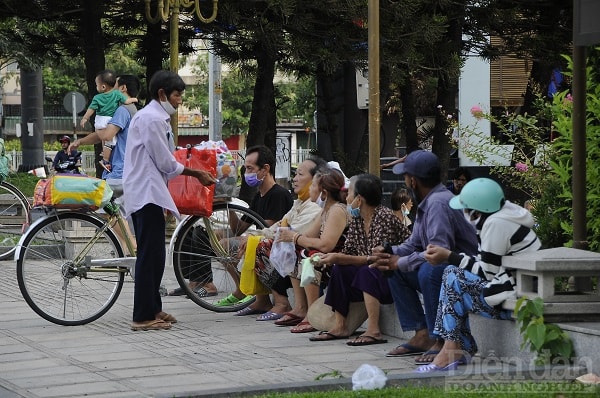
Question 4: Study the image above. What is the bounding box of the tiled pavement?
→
[0,260,584,398]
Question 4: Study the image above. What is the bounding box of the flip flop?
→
[193,286,218,298]
[131,319,171,331]
[290,321,317,333]
[256,311,283,321]
[274,312,303,326]
[415,360,461,373]
[234,307,267,316]
[386,343,427,357]
[346,335,388,346]
[309,331,350,341]
[155,311,177,324]
[168,287,186,296]
[414,350,441,365]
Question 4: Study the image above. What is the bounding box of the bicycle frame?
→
[15,206,136,273]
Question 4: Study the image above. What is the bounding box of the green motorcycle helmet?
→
[449,178,505,213]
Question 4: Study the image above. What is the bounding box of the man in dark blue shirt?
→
[370,150,478,363]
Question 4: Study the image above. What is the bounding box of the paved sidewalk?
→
[0,260,583,398]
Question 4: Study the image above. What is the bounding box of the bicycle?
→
[15,199,136,326]
[169,200,268,312]
[16,197,267,325]
[0,180,32,261]
[0,154,89,262]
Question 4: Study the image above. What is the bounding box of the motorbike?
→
[45,153,85,175]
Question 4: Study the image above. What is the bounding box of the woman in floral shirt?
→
[310,174,411,344]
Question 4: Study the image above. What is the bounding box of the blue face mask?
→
[244,172,262,187]
[347,197,361,218]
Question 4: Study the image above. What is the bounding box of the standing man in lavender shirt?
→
[123,70,216,331]
[370,150,478,362]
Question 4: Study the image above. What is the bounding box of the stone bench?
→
[502,247,600,321]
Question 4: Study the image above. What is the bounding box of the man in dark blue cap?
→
[370,150,478,363]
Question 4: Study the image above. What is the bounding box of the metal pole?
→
[367,0,380,176]
[209,49,222,141]
[169,4,180,145]
[572,45,587,251]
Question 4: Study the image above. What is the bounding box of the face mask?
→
[316,195,326,208]
[401,204,410,216]
[244,172,263,187]
[297,182,311,201]
[464,210,481,229]
[160,100,177,115]
[347,197,361,218]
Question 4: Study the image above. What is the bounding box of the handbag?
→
[240,235,270,296]
[270,227,297,277]
[168,146,217,217]
[300,256,316,287]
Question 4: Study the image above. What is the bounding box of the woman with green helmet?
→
[418,178,541,372]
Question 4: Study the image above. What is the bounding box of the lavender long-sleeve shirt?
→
[123,100,184,218]
[393,184,478,272]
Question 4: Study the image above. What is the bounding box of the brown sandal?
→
[131,319,172,331]
[156,311,177,323]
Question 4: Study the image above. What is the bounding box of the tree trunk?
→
[80,0,105,178]
[399,71,418,153]
[432,7,464,183]
[18,67,44,172]
[239,48,277,204]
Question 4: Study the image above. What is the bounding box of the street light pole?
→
[144,0,218,144]
[367,0,380,176]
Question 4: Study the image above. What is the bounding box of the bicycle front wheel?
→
[171,203,267,312]
[16,211,125,325]
[0,181,31,260]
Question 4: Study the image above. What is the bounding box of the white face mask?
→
[316,195,326,208]
[160,100,177,115]
[464,210,480,229]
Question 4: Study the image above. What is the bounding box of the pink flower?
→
[470,105,484,119]
[566,94,573,102]
[515,162,528,172]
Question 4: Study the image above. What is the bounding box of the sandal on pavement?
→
[309,331,350,341]
[347,335,388,346]
[290,321,317,333]
[256,311,283,321]
[274,312,303,326]
[131,319,171,331]
[156,311,177,324]
[386,343,427,357]
[168,287,186,296]
[215,294,242,306]
[415,360,461,373]
[193,286,218,298]
[234,307,267,316]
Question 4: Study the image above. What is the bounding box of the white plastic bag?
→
[352,364,387,391]
[270,227,297,277]
[300,256,317,287]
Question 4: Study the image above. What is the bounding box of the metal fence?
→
[9,148,314,174]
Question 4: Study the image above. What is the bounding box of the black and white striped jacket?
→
[447,201,541,307]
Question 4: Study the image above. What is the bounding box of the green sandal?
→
[215,294,239,306]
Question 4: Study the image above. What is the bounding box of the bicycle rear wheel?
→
[171,202,267,312]
[0,181,31,260]
[16,211,125,325]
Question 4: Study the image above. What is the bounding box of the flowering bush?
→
[460,50,600,251]
[458,105,554,201]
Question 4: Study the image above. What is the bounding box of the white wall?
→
[458,39,513,167]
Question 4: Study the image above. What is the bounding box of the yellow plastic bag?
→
[240,235,270,296]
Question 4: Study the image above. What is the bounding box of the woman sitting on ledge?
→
[421,178,541,373]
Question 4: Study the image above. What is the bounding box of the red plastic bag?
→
[168,147,217,217]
